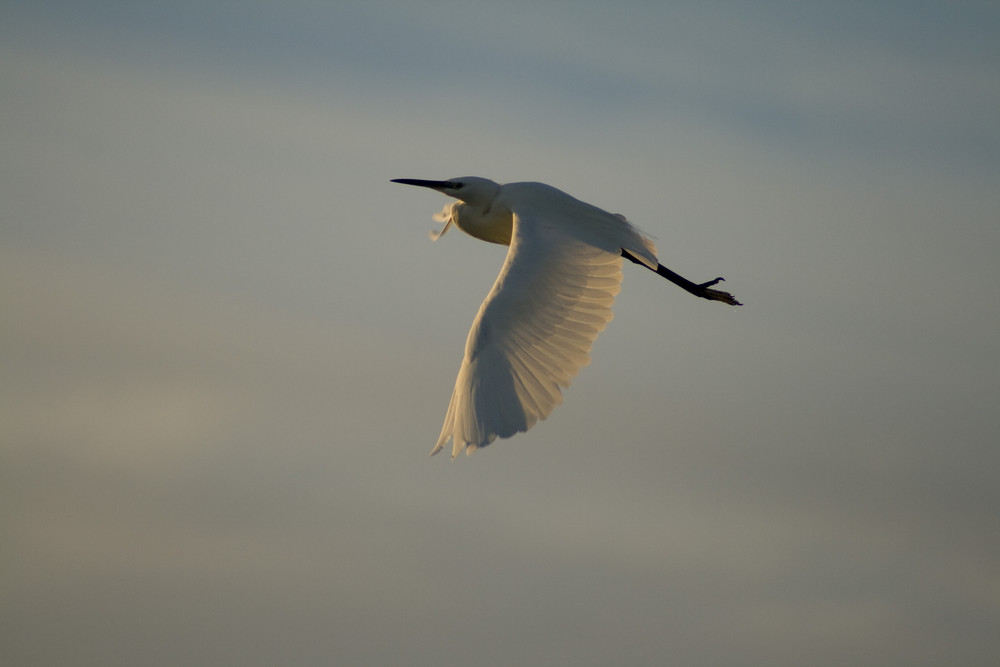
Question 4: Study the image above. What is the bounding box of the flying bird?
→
[392,177,740,458]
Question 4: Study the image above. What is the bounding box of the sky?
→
[2,1,999,665]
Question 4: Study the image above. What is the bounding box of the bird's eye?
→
[451,182,463,190]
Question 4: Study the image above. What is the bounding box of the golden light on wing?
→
[433,211,624,457]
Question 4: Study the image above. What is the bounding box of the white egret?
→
[393,177,740,458]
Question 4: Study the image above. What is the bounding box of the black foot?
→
[695,277,742,306]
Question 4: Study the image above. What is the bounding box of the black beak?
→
[391,178,454,190]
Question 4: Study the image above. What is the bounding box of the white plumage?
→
[392,177,739,458]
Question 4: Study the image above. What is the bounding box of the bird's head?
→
[391,176,500,210]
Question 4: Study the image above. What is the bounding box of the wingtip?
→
[428,438,479,460]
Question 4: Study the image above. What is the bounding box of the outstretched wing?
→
[432,209,625,457]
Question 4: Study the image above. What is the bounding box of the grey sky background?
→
[2,1,999,665]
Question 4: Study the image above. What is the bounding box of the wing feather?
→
[432,209,625,457]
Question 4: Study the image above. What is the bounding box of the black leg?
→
[622,250,742,306]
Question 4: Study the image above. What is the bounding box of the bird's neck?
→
[454,203,513,246]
